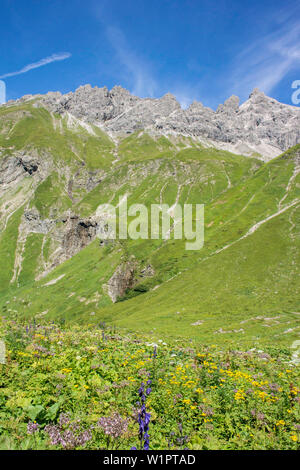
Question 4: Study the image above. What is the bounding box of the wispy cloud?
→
[230,10,300,100]
[106,26,157,97]
[167,86,198,109]
[0,52,72,79]
[106,26,198,108]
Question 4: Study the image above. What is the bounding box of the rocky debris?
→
[68,167,104,199]
[0,157,26,185]
[105,262,136,303]
[191,320,203,326]
[0,152,53,193]
[0,340,5,364]
[35,310,49,318]
[216,327,245,334]
[0,155,38,185]
[240,315,281,324]
[61,214,98,258]
[40,85,300,159]
[42,275,65,287]
[23,208,55,234]
[139,264,155,278]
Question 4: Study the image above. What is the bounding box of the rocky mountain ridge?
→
[0,88,299,339]
[11,84,300,160]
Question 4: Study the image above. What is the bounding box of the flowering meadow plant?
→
[135,379,152,450]
[0,316,299,450]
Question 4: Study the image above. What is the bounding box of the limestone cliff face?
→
[38,85,300,160]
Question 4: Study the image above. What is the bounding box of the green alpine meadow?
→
[0,89,299,450]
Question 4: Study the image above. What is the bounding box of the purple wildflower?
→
[97,413,129,439]
[59,413,70,427]
[269,383,280,392]
[27,421,39,435]
[168,423,189,450]
[44,413,92,449]
[135,381,151,450]
[257,412,266,422]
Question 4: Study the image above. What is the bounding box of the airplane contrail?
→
[0,52,71,79]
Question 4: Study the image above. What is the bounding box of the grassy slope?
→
[0,104,115,169]
[0,207,23,291]
[99,206,299,345]
[0,101,299,348]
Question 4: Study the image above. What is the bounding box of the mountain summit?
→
[0,86,299,345]
[8,85,299,160]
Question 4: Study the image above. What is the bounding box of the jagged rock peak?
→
[217,95,240,113]
[8,83,300,159]
[249,87,265,98]
[161,92,179,101]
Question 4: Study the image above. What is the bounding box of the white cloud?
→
[168,87,196,109]
[105,26,199,108]
[106,26,157,97]
[0,52,71,79]
[230,12,300,100]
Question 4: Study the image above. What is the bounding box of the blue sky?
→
[1,0,300,108]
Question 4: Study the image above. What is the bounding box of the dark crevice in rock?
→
[19,158,39,175]
[62,215,98,258]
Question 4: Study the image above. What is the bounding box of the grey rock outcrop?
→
[61,214,98,258]
[105,262,136,303]
[40,85,300,159]
[23,209,55,234]
[0,155,39,185]
[0,150,53,192]
[16,209,102,277]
